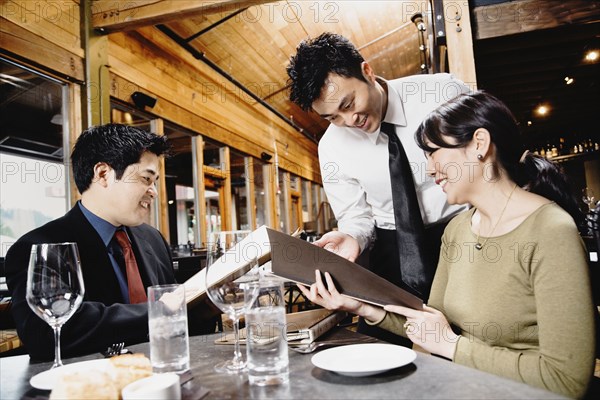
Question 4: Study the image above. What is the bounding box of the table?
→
[0,329,565,399]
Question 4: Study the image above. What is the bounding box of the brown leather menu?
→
[266,228,423,310]
[184,226,423,310]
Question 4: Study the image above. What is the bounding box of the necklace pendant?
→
[475,243,483,250]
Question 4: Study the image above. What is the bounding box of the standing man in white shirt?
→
[287,32,469,344]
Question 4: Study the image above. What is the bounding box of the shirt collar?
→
[78,201,120,247]
[367,78,407,145]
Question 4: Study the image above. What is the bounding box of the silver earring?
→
[477,154,483,160]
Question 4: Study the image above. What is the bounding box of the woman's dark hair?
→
[287,32,366,111]
[415,90,583,224]
[71,124,170,194]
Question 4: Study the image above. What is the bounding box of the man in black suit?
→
[5,124,215,360]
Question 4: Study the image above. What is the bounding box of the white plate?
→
[30,359,109,390]
[311,343,416,377]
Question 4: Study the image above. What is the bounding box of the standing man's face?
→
[311,62,386,134]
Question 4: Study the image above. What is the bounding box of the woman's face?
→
[424,137,480,205]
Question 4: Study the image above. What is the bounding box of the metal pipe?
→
[156,25,317,143]
[184,8,248,42]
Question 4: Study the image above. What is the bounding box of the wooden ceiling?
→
[159,1,425,142]
[93,0,425,142]
[92,0,600,145]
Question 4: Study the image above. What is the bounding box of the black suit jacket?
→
[5,205,177,360]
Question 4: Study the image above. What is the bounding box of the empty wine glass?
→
[205,231,261,373]
[582,187,596,211]
[26,243,85,368]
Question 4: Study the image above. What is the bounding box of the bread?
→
[49,371,119,400]
[49,354,152,400]
[107,353,153,394]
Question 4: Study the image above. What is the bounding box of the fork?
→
[103,342,125,357]
[288,337,378,354]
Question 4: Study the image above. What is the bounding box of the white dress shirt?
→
[318,73,470,252]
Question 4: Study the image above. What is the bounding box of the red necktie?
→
[114,230,148,304]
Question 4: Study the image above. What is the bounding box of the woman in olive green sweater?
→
[299,91,595,398]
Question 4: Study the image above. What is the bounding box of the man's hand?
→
[313,231,360,262]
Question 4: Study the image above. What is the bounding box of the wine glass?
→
[205,231,261,373]
[26,243,85,368]
[582,187,596,211]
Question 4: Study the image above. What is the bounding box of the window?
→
[164,125,196,247]
[0,59,69,256]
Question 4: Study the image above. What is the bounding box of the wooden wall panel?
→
[443,0,477,87]
[473,0,600,40]
[0,17,84,81]
[107,28,321,183]
[1,0,83,57]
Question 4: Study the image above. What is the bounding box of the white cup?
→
[147,284,190,374]
[245,279,289,386]
[122,373,181,400]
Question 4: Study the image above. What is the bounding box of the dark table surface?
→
[0,328,565,399]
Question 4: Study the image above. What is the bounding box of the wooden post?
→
[66,83,83,207]
[281,171,291,233]
[263,164,278,229]
[245,157,257,231]
[219,146,232,232]
[303,180,313,222]
[150,119,169,242]
[192,136,206,246]
[81,0,110,127]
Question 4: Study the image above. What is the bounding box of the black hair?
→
[71,124,170,194]
[415,91,583,224]
[287,32,366,111]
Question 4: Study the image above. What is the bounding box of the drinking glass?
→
[205,231,261,373]
[148,284,190,374]
[26,243,85,368]
[582,187,596,211]
[246,279,289,386]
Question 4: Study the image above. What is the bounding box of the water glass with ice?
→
[147,284,190,374]
[245,279,289,386]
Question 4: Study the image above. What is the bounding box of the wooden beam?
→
[443,0,477,88]
[473,0,600,40]
[92,0,271,33]
[203,165,228,179]
[0,17,84,81]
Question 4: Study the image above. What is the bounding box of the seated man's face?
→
[105,151,159,227]
[311,71,384,134]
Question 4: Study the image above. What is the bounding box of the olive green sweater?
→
[377,203,595,398]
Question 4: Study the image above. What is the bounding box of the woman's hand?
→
[297,270,385,322]
[384,304,459,359]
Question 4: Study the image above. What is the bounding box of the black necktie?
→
[382,122,431,299]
